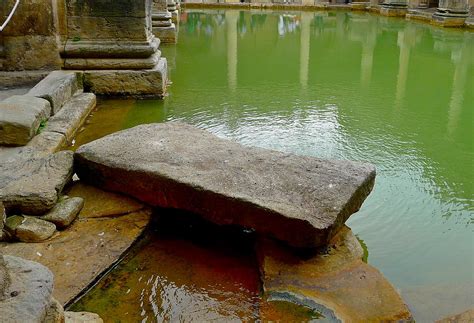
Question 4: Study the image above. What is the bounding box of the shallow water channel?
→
[69,10,473,322]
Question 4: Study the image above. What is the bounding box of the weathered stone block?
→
[28,71,82,114]
[0,150,74,215]
[43,93,96,143]
[0,95,51,146]
[83,57,167,98]
[0,255,54,321]
[5,215,56,242]
[40,197,84,229]
[65,312,104,323]
[74,122,376,248]
[259,226,413,321]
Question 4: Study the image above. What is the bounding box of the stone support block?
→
[28,71,83,115]
[0,95,51,146]
[83,57,167,98]
[27,131,67,157]
[64,55,161,70]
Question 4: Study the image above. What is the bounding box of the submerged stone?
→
[0,202,151,304]
[0,150,74,215]
[65,311,103,323]
[75,122,376,248]
[40,197,84,229]
[258,226,413,321]
[5,215,56,242]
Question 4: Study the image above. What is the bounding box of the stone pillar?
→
[299,12,311,90]
[62,0,167,98]
[152,0,177,43]
[167,0,180,25]
[226,11,238,92]
[433,0,470,26]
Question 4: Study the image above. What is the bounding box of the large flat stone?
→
[0,95,51,146]
[258,226,413,321]
[0,205,151,305]
[0,255,54,323]
[28,71,82,115]
[0,150,74,215]
[43,93,97,143]
[83,57,167,98]
[74,122,376,248]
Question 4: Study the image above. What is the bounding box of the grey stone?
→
[5,215,56,242]
[65,312,104,323]
[28,71,82,115]
[75,122,376,248]
[40,197,84,229]
[0,150,74,215]
[0,255,54,322]
[63,40,159,59]
[44,93,96,143]
[0,95,51,146]
[83,57,167,98]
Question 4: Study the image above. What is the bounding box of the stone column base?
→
[83,57,168,98]
[380,5,408,16]
[432,13,468,26]
[153,24,178,44]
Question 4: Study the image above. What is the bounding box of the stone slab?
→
[43,93,97,144]
[258,226,413,321]
[0,150,74,215]
[74,122,376,248]
[437,308,474,323]
[26,131,67,157]
[83,57,167,98]
[62,40,159,59]
[65,312,104,323]
[0,95,51,146]
[63,55,160,70]
[0,255,54,323]
[0,207,151,305]
[28,71,83,115]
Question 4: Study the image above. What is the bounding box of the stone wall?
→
[0,0,64,71]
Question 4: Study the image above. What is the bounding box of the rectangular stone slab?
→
[74,122,376,248]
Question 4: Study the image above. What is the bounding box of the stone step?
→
[43,92,96,144]
[28,71,82,115]
[74,122,376,248]
[0,95,51,146]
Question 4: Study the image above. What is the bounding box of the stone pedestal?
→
[152,0,177,44]
[433,0,469,26]
[168,0,180,24]
[380,0,408,15]
[61,0,167,97]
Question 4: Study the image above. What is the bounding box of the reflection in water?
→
[70,212,261,321]
[73,10,474,322]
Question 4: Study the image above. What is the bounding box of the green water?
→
[72,10,473,322]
